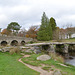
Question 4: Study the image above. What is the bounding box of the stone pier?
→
[49,44,55,53]
[26,42,75,57]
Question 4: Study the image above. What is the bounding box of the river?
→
[65,57,75,66]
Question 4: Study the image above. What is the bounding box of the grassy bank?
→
[62,38,75,42]
[22,53,75,75]
[33,38,75,43]
[0,52,39,75]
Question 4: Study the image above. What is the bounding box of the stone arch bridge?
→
[0,36,32,46]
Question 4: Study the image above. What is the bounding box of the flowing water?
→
[65,57,75,66]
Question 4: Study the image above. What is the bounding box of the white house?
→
[71,33,75,38]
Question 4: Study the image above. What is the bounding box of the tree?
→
[63,24,75,39]
[7,22,21,33]
[66,27,75,38]
[18,28,27,37]
[52,27,60,40]
[60,24,75,39]
[37,12,52,41]
[25,34,30,38]
[49,17,57,40]
[26,25,38,39]
[40,12,49,30]
[47,18,53,40]
[1,29,12,36]
[49,17,57,31]
[59,28,66,39]
[0,28,2,32]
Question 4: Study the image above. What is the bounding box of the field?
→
[0,43,75,75]
[32,38,75,43]
[22,53,75,75]
[62,38,75,42]
[0,52,39,75]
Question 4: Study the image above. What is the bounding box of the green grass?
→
[33,38,75,43]
[22,54,75,75]
[42,66,53,71]
[0,52,40,75]
[60,38,75,42]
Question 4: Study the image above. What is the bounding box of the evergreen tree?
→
[7,22,21,36]
[40,12,48,30]
[47,21,52,40]
[49,17,57,39]
[37,12,52,41]
[7,22,21,32]
[49,17,56,31]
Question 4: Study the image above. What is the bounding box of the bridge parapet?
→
[0,36,32,46]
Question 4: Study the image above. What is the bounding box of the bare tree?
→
[62,23,75,39]
[18,28,27,37]
[53,27,60,40]
[26,25,39,39]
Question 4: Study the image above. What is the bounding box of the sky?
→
[0,0,75,30]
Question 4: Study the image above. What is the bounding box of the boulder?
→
[25,49,32,53]
[37,55,51,61]
[30,47,35,51]
[2,47,12,52]
[34,49,41,54]
[53,70,62,75]
[0,49,2,51]
[20,46,30,49]
[34,46,40,49]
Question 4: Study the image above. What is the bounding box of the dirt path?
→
[18,54,53,75]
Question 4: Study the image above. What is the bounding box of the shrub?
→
[9,47,21,55]
[14,47,20,54]
[49,52,64,63]
[28,41,34,44]
[9,49,15,55]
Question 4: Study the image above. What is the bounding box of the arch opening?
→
[21,40,25,45]
[56,44,64,55]
[1,41,8,46]
[42,45,50,50]
[68,44,75,56]
[11,40,18,46]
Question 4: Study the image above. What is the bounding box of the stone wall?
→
[0,36,32,46]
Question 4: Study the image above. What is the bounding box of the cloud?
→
[0,0,75,30]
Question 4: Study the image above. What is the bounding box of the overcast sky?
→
[0,0,75,30]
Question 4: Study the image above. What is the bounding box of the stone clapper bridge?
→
[26,42,75,58]
[0,36,32,46]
